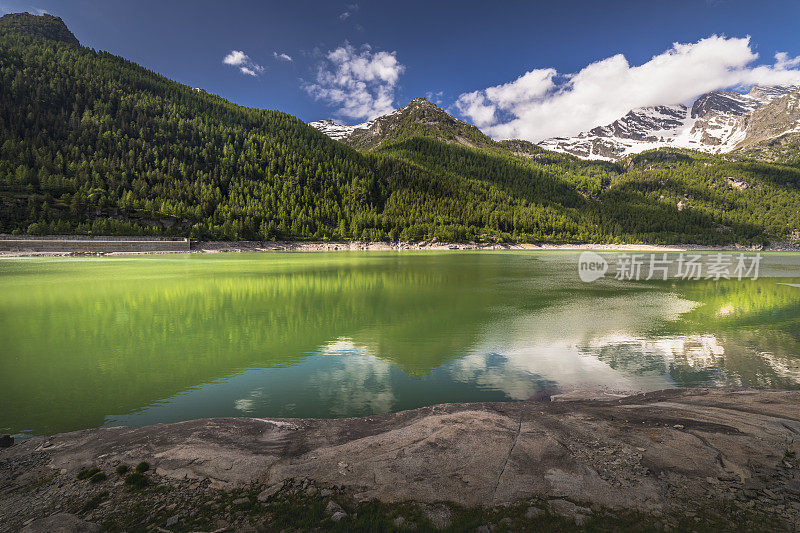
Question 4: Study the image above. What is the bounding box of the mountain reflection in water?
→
[0,252,798,437]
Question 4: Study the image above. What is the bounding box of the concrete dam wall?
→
[0,235,191,253]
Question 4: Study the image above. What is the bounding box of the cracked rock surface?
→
[1,388,799,530]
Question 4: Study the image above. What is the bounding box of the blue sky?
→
[2,0,800,140]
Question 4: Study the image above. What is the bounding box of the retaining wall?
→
[0,235,190,252]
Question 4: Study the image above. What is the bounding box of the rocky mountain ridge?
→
[539,84,800,160]
[313,86,800,162]
[734,89,800,157]
[311,98,496,152]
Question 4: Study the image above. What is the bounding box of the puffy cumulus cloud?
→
[222,50,247,65]
[453,91,497,129]
[484,69,556,113]
[455,36,800,142]
[222,50,264,77]
[304,43,405,121]
[273,51,293,62]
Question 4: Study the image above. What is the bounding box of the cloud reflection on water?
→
[308,338,396,416]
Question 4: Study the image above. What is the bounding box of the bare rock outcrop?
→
[1,388,799,530]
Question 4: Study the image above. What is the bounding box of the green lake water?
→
[1,251,799,438]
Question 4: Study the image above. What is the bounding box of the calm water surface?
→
[1,251,799,437]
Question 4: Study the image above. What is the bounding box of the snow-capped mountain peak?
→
[308,118,376,140]
[540,85,799,160]
[589,105,689,140]
[309,98,495,151]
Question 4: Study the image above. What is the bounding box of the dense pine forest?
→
[1,14,799,244]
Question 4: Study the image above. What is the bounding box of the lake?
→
[1,251,799,438]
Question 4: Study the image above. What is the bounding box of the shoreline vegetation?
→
[1,235,799,256]
[1,388,799,531]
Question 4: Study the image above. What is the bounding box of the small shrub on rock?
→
[135,461,150,473]
[76,467,100,480]
[89,472,107,483]
[124,472,149,489]
[115,464,130,475]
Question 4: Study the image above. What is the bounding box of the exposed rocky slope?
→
[1,389,799,531]
[734,89,800,162]
[540,85,799,160]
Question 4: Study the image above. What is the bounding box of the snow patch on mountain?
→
[308,119,376,140]
[539,85,799,160]
[309,106,411,140]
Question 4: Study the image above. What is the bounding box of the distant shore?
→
[1,236,799,256]
[187,240,797,253]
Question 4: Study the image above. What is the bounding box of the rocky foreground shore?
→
[1,388,799,532]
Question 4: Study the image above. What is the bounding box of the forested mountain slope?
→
[0,18,387,240]
[1,13,799,245]
[0,12,79,46]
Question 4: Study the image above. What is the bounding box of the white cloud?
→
[304,43,405,121]
[485,69,556,110]
[273,51,293,62]
[453,91,497,129]
[775,52,800,70]
[425,90,444,105]
[222,50,247,66]
[222,50,264,77]
[339,3,359,21]
[455,36,800,142]
[310,338,395,416]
